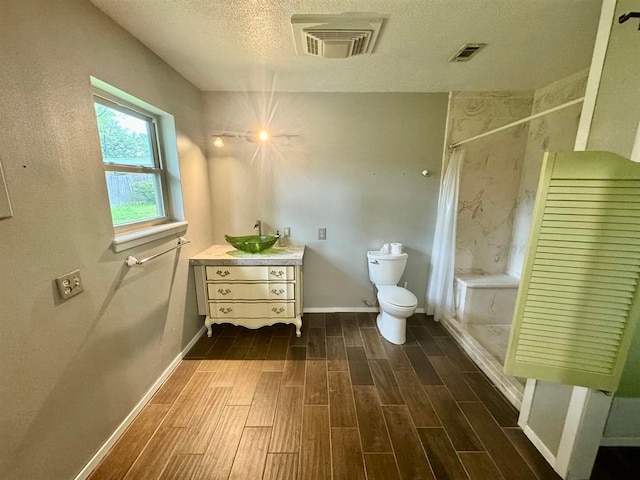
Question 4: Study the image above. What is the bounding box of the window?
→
[93,94,169,232]
[91,78,187,252]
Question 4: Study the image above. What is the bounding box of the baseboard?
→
[303,307,425,314]
[303,307,378,313]
[602,397,640,443]
[600,436,640,447]
[74,326,205,480]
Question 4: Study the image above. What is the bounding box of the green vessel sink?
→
[224,234,279,253]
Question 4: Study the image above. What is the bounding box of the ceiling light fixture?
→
[210,130,298,147]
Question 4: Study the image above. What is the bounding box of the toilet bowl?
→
[376,285,418,344]
[367,250,417,344]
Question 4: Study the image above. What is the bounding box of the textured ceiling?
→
[89,0,603,92]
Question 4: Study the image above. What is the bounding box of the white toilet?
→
[367,250,418,345]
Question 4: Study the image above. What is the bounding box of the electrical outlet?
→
[318,227,327,240]
[56,269,84,301]
[284,227,291,238]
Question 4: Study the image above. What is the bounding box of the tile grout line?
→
[348,322,371,480]
[398,316,447,480]
[89,314,566,480]
[364,322,405,480]
[320,314,334,480]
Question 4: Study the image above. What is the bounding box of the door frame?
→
[519,380,613,479]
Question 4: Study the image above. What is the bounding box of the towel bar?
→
[125,237,190,267]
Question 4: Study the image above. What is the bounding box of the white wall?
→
[203,92,448,309]
[0,1,212,479]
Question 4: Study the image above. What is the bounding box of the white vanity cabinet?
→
[190,245,304,337]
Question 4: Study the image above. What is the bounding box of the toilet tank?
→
[367,251,408,285]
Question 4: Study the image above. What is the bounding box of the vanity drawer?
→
[207,283,295,301]
[209,302,295,319]
[205,265,294,282]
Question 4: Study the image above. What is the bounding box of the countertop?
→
[189,244,305,266]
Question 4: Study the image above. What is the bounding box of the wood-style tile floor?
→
[88,313,566,480]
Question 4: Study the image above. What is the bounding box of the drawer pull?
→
[271,288,285,296]
[270,269,285,278]
[216,270,231,277]
[219,307,233,314]
[272,307,286,314]
[217,288,232,295]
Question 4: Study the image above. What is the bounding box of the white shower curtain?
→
[427,148,465,321]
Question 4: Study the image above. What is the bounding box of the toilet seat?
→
[377,286,417,308]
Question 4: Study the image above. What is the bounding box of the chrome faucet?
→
[254,220,262,236]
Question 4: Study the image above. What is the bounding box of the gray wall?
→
[516,0,640,460]
[203,92,448,309]
[587,0,640,159]
[585,0,640,399]
[590,0,640,401]
[0,1,213,479]
[587,0,640,440]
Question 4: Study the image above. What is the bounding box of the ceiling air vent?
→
[449,43,487,62]
[291,14,385,58]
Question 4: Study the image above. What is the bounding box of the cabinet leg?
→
[294,315,302,338]
[205,317,213,337]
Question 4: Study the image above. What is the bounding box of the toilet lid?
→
[378,286,417,307]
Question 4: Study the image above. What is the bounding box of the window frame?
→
[93,90,172,235]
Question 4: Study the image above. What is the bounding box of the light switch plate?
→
[318,228,326,240]
[56,269,84,301]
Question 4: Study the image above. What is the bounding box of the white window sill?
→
[112,221,189,253]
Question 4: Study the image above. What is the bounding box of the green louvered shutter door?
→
[504,151,640,392]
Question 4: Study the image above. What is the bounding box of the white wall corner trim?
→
[574,0,617,151]
[73,327,205,480]
[631,120,640,162]
[0,158,13,219]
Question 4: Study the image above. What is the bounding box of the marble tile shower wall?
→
[506,70,589,278]
[446,92,534,275]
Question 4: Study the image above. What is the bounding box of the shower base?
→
[467,324,511,363]
[440,316,525,410]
